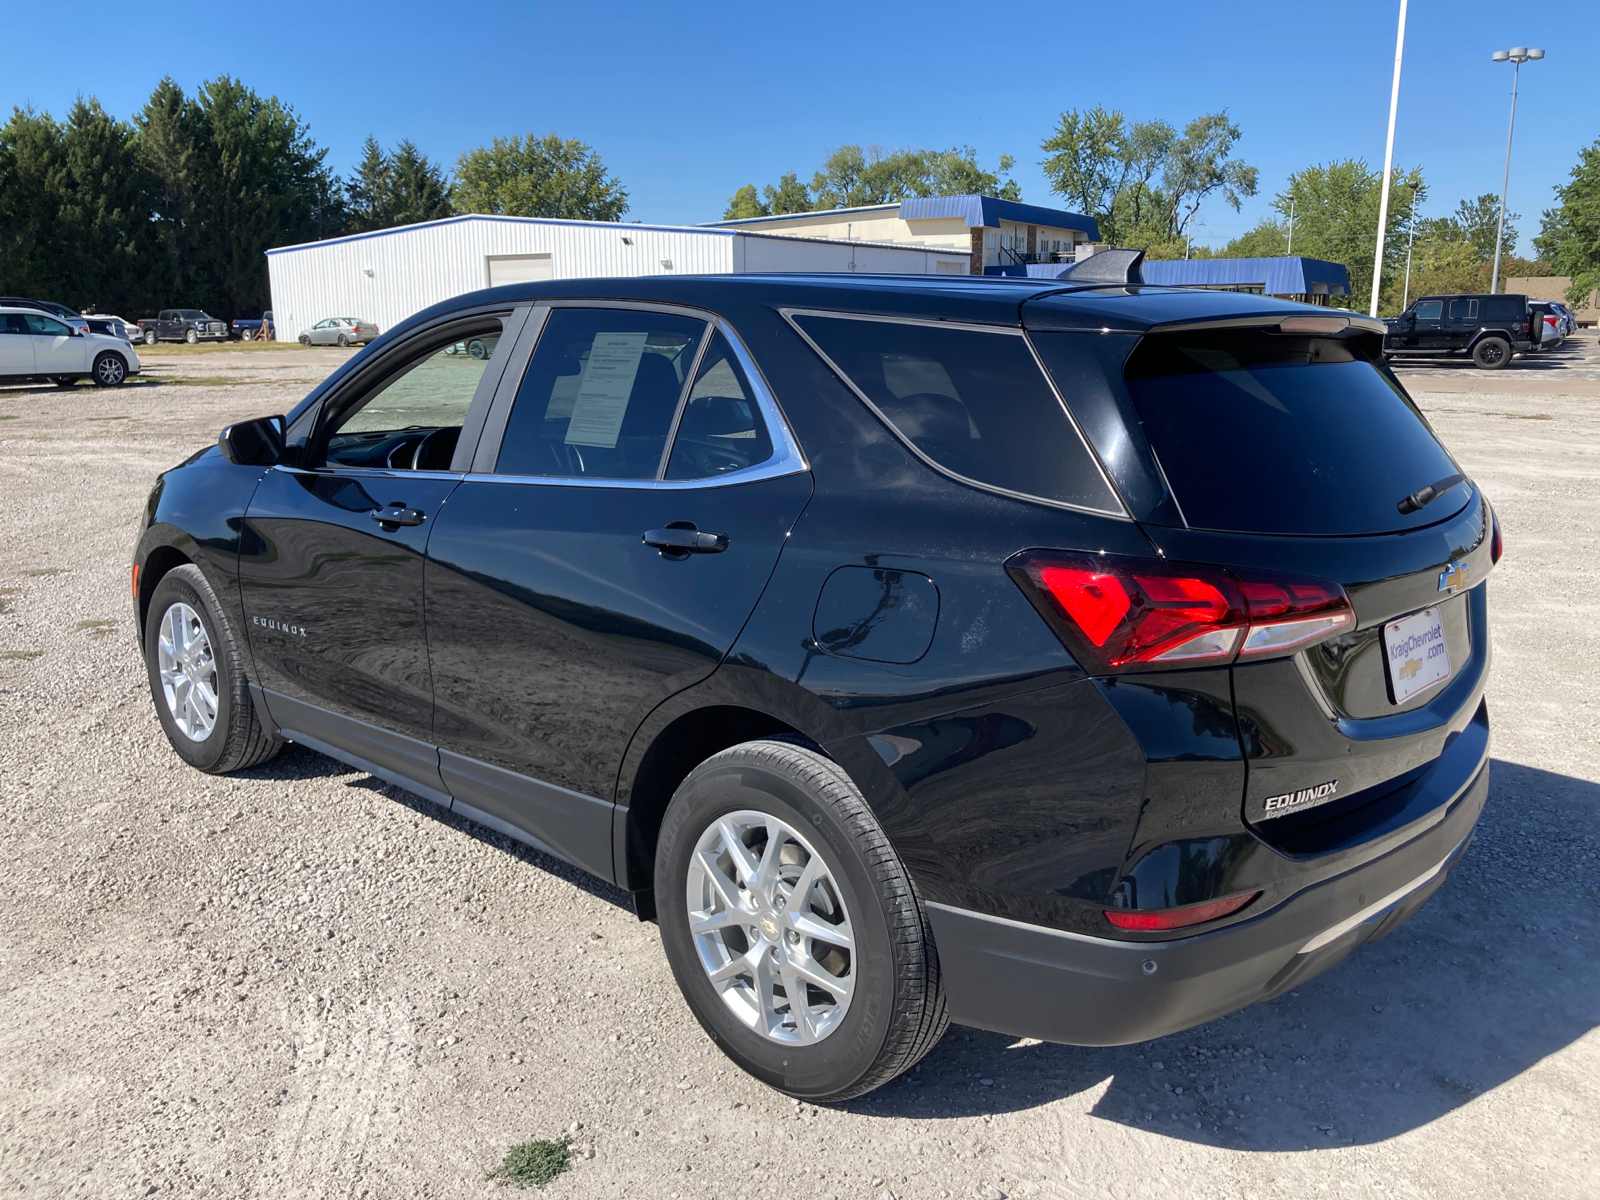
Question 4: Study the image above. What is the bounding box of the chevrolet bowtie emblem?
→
[1399,658,1422,680]
[1438,561,1469,594]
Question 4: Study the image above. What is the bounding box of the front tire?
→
[1472,337,1511,369]
[92,352,127,387]
[185,328,198,345]
[144,564,282,774]
[299,333,312,346]
[655,740,947,1102]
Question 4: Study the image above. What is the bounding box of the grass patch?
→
[73,619,117,639]
[0,414,17,420]
[139,341,319,355]
[0,650,43,661]
[486,1138,571,1190]
[20,568,62,577]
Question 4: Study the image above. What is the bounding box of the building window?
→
[985,232,997,249]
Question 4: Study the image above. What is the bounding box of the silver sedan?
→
[298,317,380,347]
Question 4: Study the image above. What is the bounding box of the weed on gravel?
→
[487,1137,571,1190]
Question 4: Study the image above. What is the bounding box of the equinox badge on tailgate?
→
[1263,779,1339,815]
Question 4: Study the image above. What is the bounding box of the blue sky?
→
[8,1,1596,255]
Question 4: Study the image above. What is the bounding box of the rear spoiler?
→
[1143,312,1389,337]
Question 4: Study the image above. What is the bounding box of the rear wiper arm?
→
[1397,473,1465,514]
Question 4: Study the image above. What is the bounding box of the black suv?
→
[1383,292,1531,368]
[133,260,1496,1101]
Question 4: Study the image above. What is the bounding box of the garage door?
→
[487,255,554,286]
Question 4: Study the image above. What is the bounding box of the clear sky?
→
[8,1,1595,255]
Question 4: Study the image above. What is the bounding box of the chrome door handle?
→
[371,502,426,528]
[643,525,729,557]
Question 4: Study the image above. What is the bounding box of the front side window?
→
[1413,300,1443,320]
[320,321,503,471]
[24,314,71,337]
[790,313,1120,513]
[495,308,706,480]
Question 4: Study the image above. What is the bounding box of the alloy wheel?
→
[686,809,855,1045]
[157,601,219,741]
[95,355,125,386]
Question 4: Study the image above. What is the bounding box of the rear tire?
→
[1472,337,1511,369]
[337,333,350,347]
[655,739,947,1102]
[240,327,254,341]
[144,564,282,774]
[143,330,156,346]
[92,352,126,387]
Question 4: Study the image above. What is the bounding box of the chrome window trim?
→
[780,307,1129,520]
[271,464,465,483]
[476,301,807,489]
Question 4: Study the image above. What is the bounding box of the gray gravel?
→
[1,340,1596,1199]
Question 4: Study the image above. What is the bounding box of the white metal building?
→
[266,215,971,342]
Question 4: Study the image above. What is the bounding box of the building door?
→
[423,306,811,876]
[487,254,554,287]
[239,313,512,792]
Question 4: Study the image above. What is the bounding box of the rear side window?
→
[1483,296,1523,321]
[790,313,1120,513]
[665,331,773,480]
[1122,329,1465,535]
[496,308,706,480]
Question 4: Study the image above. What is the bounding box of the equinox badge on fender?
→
[1262,780,1339,815]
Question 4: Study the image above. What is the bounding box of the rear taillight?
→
[1104,890,1260,931]
[1490,506,1503,564]
[1009,551,1354,674]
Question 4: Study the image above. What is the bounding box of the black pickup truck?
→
[1383,293,1531,369]
[138,309,230,346]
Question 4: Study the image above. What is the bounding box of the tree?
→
[1039,107,1256,248]
[723,183,767,220]
[762,172,812,214]
[348,136,452,232]
[1535,136,1600,305]
[808,144,1019,209]
[452,133,628,221]
[137,77,200,304]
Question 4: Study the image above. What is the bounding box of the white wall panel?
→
[267,216,963,342]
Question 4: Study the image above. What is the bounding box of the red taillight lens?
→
[1490,506,1503,563]
[1010,551,1354,674]
[1104,890,1260,931]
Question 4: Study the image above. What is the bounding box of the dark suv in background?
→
[132,257,1497,1101]
[1383,292,1530,368]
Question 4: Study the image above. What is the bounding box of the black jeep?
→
[1383,293,1530,369]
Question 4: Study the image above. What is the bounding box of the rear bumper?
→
[928,758,1487,1046]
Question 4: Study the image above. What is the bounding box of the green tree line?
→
[0,76,628,318]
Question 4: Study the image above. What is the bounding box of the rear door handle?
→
[370,502,426,528]
[643,525,729,556]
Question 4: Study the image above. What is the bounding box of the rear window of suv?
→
[790,313,1121,514]
[1120,328,1466,535]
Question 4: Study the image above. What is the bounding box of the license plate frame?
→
[1383,605,1452,704]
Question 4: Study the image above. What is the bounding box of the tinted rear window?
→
[792,313,1120,513]
[1483,296,1523,321]
[1122,329,1466,535]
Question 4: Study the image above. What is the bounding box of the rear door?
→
[239,308,522,796]
[1446,297,1480,348]
[423,303,811,875]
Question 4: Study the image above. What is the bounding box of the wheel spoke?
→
[751,947,782,1036]
[790,955,852,1001]
[695,850,747,915]
[779,965,818,1044]
[688,907,742,937]
[779,855,824,914]
[716,818,760,886]
[786,908,853,951]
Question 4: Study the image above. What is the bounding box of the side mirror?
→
[219,414,285,466]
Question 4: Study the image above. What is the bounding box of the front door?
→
[1407,299,1445,349]
[24,312,85,372]
[0,313,35,375]
[423,307,811,876]
[239,313,513,792]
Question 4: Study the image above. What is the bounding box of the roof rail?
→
[1057,248,1145,286]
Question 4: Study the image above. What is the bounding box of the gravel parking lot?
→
[2,337,1596,1199]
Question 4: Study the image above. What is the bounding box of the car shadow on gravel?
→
[237,743,636,913]
[847,759,1598,1151]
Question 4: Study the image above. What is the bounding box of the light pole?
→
[1369,0,1408,317]
[1489,47,1544,294]
[1286,194,1296,256]
[1402,181,1419,311]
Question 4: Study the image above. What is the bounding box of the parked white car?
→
[0,305,141,387]
[83,313,141,343]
